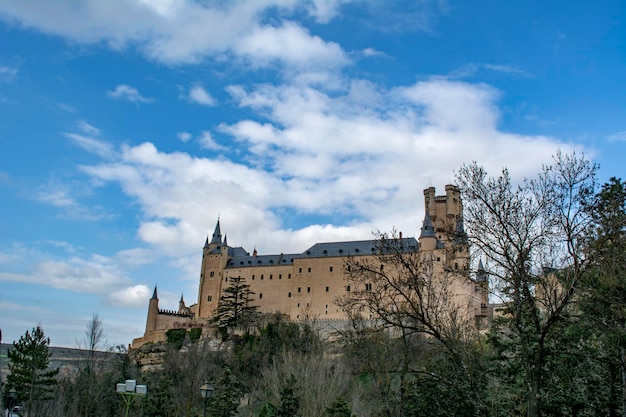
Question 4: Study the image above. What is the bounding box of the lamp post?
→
[7,390,16,417]
[116,380,147,417]
[199,383,214,417]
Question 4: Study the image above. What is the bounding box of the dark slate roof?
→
[419,211,436,239]
[210,220,222,245]
[224,237,419,269]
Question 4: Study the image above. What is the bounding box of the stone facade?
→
[132,185,488,349]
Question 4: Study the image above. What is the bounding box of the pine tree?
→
[6,325,59,417]
[213,276,259,333]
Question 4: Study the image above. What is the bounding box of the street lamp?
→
[7,390,16,417]
[200,383,214,417]
[116,380,147,417]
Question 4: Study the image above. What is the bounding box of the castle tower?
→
[197,219,230,318]
[145,286,159,333]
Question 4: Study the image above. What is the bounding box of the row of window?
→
[206,284,367,303]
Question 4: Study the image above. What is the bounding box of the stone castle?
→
[131,185,488,349]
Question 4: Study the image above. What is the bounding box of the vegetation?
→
[4,153,625,417]
[5,325,59,417]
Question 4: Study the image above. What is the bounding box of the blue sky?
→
[1,0,624,348]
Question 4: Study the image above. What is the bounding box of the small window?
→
[329,266,333,272]
[279,274,282,279]
[240,261,243,265]
[258,260,262,264]
[288,274,292,279]
[323,250,328,254]
[326,286,329,292]
[299,268,303,273]
[259,293,263,299]
[298,287,301,293]
[248,260,252,264]
[355,248,359,253]
[436,257,441,262]
[297,303,300,308]
[306,303,309,307]
[288,292,292,298]
[269,260,274,263]
[270,274,273,280]
[325,304,328,308]
[346,285,351,292]
[339,249,343,254]
[308,267,311,273]
[252,274,255,280]
[207,295,212,302]
[306,251,311,255]
[365,283,372,291]
[380,264,384,271]
[307,287,311,293]
[209,271,215,277]
[347,265,351,272]
[261,275,264,280]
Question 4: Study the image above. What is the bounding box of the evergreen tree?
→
[6,325,59,417]
[214,276,259,334]
[207,368,241,417]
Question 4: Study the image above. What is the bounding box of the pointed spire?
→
[203,236,209,249]
[180,293,184,303]
[476,260,487,282]
[454,218,468,244]
[223,234,228,247]
[210,219,222,245]
[419,211,436,239]
[151,285,158,300]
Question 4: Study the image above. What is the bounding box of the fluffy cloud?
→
[76,77,581,261]
[188,85,216,106]
[106,84,153,103]
[0,1,350,68]
[106,284,152,307]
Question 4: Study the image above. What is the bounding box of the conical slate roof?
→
[210,219,222,245]
[419,211,436,239]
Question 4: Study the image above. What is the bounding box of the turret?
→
[145,286,159,333]
[419,211,438,251]
[179,293,185,312]
[445,184,462,217]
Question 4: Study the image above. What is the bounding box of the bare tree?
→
[337,231,486,414]
[456,151,596,417]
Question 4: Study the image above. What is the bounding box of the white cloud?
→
[65,133,114,158]
[198,131,226,151]
[0,255,129,294]
[607,131,626,142]
[76,120,101,136]
[235,21,348,69]
[0,1,350,69]
[0,65,18,81]
[106,84,153,103]
[177,131,192,142]
[78,78,583,261]
[361,47,385,57]
[188,85,216,106]
[106,284,152,307]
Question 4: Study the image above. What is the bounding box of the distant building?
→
[131,185,488,349]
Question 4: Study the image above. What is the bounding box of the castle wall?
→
[133,185,488,349]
